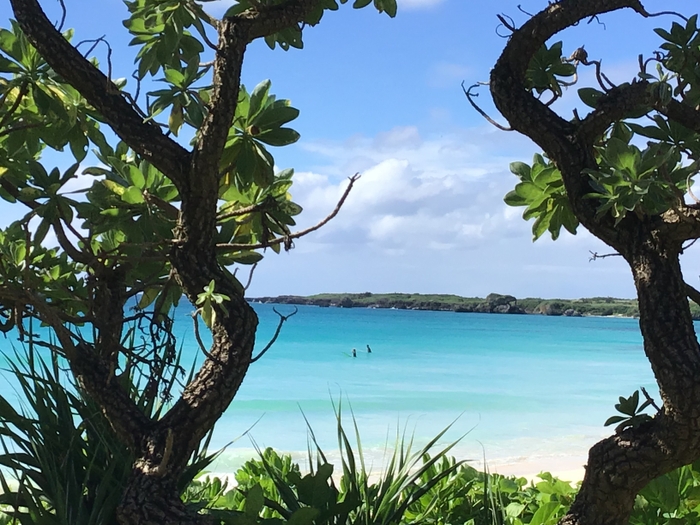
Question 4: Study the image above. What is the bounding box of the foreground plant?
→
[486,2,700,524]
[0,1,395,523]
[0,341,219,525]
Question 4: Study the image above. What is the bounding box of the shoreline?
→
[248,292,661,319]
[206,452,587,488]
[207,443,589,487]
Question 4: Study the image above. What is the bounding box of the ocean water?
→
[0,303,660,476]
[188,304,657,475]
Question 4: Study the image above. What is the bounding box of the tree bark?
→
[489,1,700,524]
[8,1,323,524]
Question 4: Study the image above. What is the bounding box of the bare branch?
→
[217,173,360,252]
[250,306,298,363]
[243,263,258,292]
[645,10,688,21]
[462,82,513,131]
[589,250,622,261]
[191,312,224,366]
[686,283,700,307]
[640,386,662,413]
[55,0,66,31]
[217,198,273,222]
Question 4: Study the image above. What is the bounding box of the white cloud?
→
[245,124,658,299]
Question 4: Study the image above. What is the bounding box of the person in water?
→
[352,348,357,357]
[366,344,372,353]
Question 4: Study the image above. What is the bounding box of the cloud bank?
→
[248,126,642,299]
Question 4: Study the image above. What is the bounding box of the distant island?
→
[250,292,700,319]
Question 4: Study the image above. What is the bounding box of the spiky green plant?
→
[0,336,219,525]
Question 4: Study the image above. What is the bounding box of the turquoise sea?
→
[0,303,660,477]
[186,303,657,476]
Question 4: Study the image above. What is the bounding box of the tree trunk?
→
[487,1,700,523]
[117,468,214,525]
[561,240,700,525]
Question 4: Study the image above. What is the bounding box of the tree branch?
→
[9,0,191,188]
[250,306,298,363]
[685,283,700,307]
[217,173,360,252]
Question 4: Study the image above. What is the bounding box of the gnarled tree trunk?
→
[490,1,700,524]
[8,0,322,523]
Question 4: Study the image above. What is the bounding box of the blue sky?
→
[1,0,695,299]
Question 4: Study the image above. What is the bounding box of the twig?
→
[191,312,224,366]
[0,80,29,131]
[55,0,67,31]
[645,10,688,22]
[641,386,662,413]
[516,5,534,17]
[243,263,257,292]
[217,198,272,221]
[0,122,43,137]
[250,306,298,363]
[217,173,361,252]
[589,250,622,262]
[75,36,113,81]
[462,82,512,131]
[496,15,516,38]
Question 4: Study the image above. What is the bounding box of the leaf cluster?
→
[604,390,654,433]
[585,123,695,224]
[507,16,700,236]
[504,154,578,241]
[222,0,397,51]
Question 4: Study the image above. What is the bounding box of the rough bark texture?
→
[490,1,700,524]
[8,0,321,523]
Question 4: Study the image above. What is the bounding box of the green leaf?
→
[128,165,146,190]
[138,287,160,309]
[244,483,264,517]
[249,80,271,120]
[121,186,144,204]
[578,87,604,108]
[228,251,263,265]
[504,190,527,207]
[529,501,562,525]
[200,301,214,328]
[509,161,531,180]
[163,68,185,87]
[256,128,300,147]
[286,507,319,525]
[254,104,299,129]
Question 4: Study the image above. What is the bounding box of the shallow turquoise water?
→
[0,303,659,474]
[196,304,656,472]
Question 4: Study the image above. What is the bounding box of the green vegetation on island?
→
[252,292,700,319]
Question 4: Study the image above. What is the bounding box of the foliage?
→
[604,390,655,433]
[503,13,700,240]
[184,456,578,525]
[220,0,398,50]
[503,155,577,241]
[0,0,396,519]
[0,341,217,525]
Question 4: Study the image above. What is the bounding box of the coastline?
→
[248,292,660,319]
[206,449,587,487]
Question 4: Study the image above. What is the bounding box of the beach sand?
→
[207,451,587,487]
[488,454,586,483]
